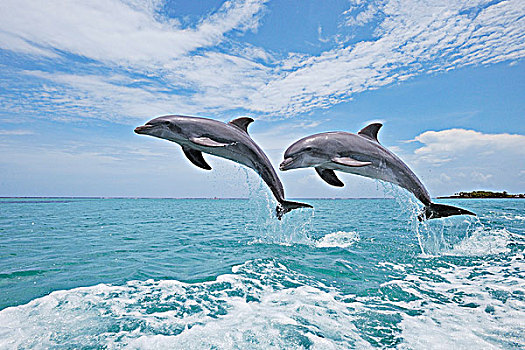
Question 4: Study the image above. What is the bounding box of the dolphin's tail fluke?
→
[418,202,476,221]
[276,200,313,220]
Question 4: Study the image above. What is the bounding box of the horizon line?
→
[0,196,394,200]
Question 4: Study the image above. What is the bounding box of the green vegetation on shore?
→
[438,191,525,199]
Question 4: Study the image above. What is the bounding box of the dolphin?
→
[279,123,475,221]
[135,115,312,219]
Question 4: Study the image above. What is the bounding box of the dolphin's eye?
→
[304,147,312,152]
[168,123,181,133]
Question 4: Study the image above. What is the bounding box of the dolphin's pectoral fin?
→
[332,157,372,167]
[190,137,231,147]
[229,117,254,133]
[315,167,344,187]
[182,146,212,170]
[358,123,382,143]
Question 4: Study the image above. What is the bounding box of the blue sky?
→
[0,0,524,198]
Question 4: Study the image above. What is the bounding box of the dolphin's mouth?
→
[134,125,153,134]
[279,157,295,171]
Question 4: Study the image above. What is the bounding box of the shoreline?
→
[437,196,524,199]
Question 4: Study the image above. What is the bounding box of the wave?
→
[1,248,523,349]
[0,260,370,349]
[395,254,525,349]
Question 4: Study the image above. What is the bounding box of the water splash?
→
[376,181,494,256]
[443,228,514,256]
[315,231,360,248]
[237,168,315,246]
[416,215,486,256]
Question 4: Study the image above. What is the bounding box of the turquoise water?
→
[0,192,524,348]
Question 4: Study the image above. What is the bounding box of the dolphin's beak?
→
[134,125,152,134]
[279,157,294,171]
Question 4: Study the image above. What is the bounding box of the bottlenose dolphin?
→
[135,115,312,219]
[279,123,475,221]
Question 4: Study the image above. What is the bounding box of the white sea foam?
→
[377,261,407,271]
[396,253,525,349]
[0,260,371,349]
[315,231,360,248]
[2,251,524,349]
[125,284,370,349]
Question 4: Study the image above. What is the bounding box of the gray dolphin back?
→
[135,115,312,219]
[282,123,475,221]
[226,117,312,219]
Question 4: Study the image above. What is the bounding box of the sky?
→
[0,0,524,199]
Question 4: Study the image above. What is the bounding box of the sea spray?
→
[204,163,315,245]
[415,216,483,256]
[315,231,360,248]
[377,181,484,255]
[237,168,316,246]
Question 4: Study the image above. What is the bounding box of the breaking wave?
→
[0,260,370,349]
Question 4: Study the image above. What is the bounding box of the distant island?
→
[438,190,525,199]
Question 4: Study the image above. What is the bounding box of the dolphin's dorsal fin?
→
[229,117,254,133]
[315,167,344,187]
[358,123,382,143]
[182,146,212,170]
[190,137,231,147]
[332,157,371,167]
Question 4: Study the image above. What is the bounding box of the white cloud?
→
[344,3,380,27]
[0,0,524,120]
[20,71,200,122]
[247,0,525,115]
[405,128,525,195]
[12,50,272,122]
[0,129,34,135]
[410,128,525,164]
[0,0,267,67]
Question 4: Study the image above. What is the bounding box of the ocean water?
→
[0,191,524,348]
